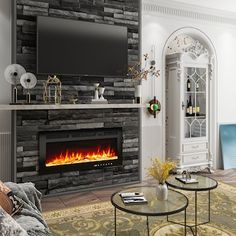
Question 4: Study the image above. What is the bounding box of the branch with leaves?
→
[128,54,160,81]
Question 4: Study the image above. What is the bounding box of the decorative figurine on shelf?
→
[182,170,191,181]
[69,96,78,104]
[98,87,106,100]
[20,73,37,104]
[91,83,108,104]
[43,75,61,104]
[4,64,26,104]
[93,83,99,100]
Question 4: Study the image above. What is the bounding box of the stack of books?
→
[119,192,148,205]
[175,176,198,184]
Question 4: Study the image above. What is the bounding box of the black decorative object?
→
[20,72,37,103]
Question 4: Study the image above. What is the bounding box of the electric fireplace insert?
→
[39,128,123,174]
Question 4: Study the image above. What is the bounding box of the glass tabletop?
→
[111,186,188,217]
[166,175,218,191]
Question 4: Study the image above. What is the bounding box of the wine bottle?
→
[196,98,200,116]
[193,105,196,116]
[187,76,191,92]
[188,95,193,116]
[186,100,189,116]
[196,81,199,92]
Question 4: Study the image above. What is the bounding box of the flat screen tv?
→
[37,16,128,77]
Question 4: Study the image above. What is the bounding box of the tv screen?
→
[37,16,128,77]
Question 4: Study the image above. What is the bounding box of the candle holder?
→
[20,72,37,104]
[4,64,26,104]
[43,75,61,104]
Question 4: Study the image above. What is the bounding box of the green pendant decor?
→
[148,96,161,118]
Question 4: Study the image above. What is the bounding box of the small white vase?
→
[134,84,142,104]
[156,183,168,201]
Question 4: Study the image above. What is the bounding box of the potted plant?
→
[147,157,176,200]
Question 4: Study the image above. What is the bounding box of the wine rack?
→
[184,67,207,138]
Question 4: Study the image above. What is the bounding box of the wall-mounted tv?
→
[37,16,128,77]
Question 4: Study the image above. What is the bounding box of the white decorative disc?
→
[20,73,37,89]
[4,64,26,85]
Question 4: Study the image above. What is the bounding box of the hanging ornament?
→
[148,96,161,118]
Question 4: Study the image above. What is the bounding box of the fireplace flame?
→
[46,146,118,167]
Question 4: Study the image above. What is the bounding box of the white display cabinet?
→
[166,52,212,172]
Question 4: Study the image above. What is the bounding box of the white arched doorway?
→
[161,27,218,170]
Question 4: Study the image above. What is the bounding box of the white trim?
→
[0,103,145,111]
[143,0,236,26]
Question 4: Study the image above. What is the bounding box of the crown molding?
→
[142,0,236,25]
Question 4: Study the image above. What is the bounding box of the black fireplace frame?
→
[39,128,123,175]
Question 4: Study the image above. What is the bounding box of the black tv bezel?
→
[36,16,128,78]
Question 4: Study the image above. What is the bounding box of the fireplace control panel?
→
[94,162,114,167]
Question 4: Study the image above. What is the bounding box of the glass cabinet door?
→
[184,67,207,139]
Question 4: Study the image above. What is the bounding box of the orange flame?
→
[46,146,117,167]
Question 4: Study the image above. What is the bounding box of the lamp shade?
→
[4,64,26,86]
[20,73,37,89]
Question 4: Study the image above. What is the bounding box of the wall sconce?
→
[147,45,161,118]
[148,96,161,118]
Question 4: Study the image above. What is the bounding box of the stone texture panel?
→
[16,0,140,195]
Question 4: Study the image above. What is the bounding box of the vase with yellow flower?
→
[147,158,176,200]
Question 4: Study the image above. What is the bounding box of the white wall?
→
[0,0,11,132]
[141,0,236,179]
[173,0,236,13]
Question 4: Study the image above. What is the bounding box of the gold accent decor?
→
[43,75,61,104]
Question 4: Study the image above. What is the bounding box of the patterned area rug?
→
[43,182,236,236]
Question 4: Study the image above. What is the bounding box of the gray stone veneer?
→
[15,0,140,194]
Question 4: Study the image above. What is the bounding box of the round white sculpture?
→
[4,64,26,85]
[20,73,37,89]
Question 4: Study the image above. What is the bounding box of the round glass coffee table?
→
[111,186,188,236]
[166,175,218,236]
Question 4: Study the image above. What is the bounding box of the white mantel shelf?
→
[0,103,145,111]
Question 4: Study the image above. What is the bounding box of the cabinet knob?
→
[182,101,185,110]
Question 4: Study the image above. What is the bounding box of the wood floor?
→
[41,168,236,212]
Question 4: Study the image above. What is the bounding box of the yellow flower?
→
[147,157,176,184]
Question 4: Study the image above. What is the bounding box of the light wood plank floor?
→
[41,168,236,212]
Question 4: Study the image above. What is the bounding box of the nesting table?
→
[166,175,218,236]
[111,186,189,236]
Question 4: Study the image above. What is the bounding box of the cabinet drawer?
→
[182,153,208,165]
[182,142,208,153]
